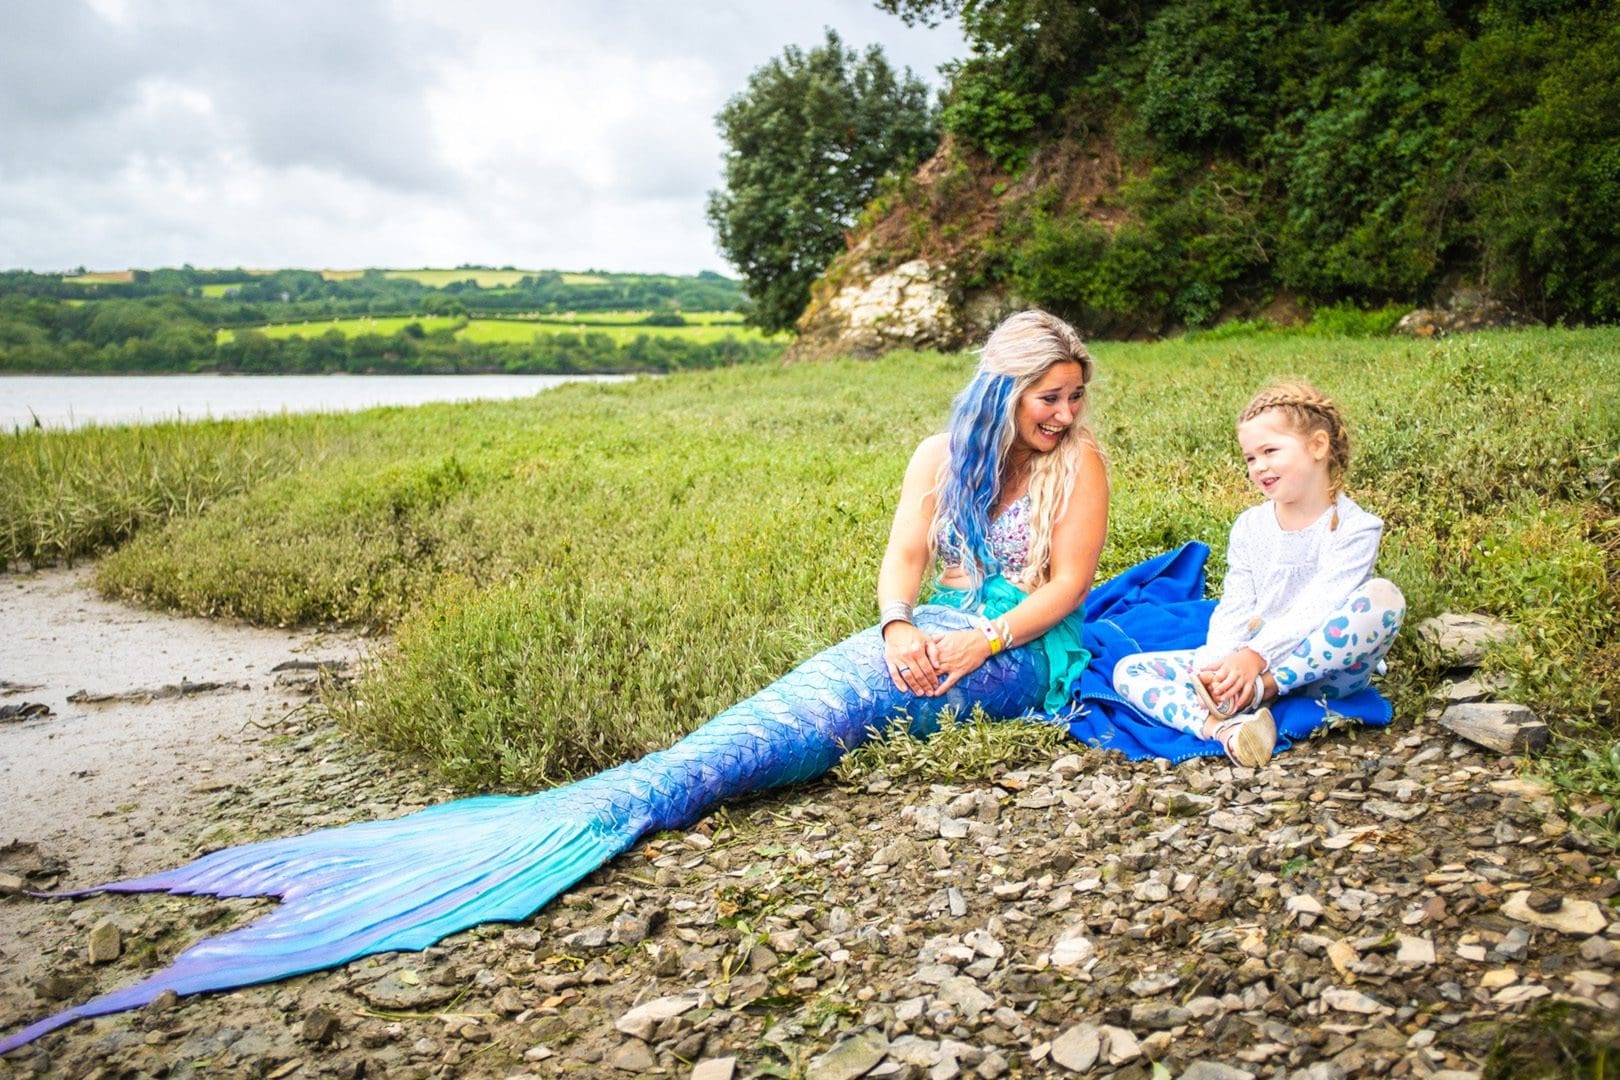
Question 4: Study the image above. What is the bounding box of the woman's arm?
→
[931,441,1110,694]
[878,434,949,696]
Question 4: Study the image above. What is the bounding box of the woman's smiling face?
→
[1012,360,1086,455]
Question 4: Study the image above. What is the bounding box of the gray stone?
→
[86,919,121,964]
[1181,1064,1257,1080]
[300,1007,340,1044]
[1501,891,1609,935]
[616,994,703,1040]
[1100,1026,1142,1065]
[1437,703,1548,754]
[610,1040,656,1072]
[691,1057,737,1080]
[807,1029,890,1080]
[936,976,994,1017]
[354,970,461,1010]
[1049,1024,1100,1073]
[1580,936,1620,967]
[1130,1003,1191,1029]
[1416,613,1515,667]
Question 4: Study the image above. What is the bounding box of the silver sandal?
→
[1211,708,1276,768]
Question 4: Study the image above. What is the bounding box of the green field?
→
[5,327,1616,823]
[220,315,776,346]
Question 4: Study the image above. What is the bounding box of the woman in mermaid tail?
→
[0,310,1107,1055]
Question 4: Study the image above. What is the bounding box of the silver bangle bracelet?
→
[879,601,915,628]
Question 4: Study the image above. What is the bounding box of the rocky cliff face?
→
[789,255,963,360]
[786,134,1122,360]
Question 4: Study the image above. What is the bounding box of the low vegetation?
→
[3,328,1616,827]
[0,267,771,376]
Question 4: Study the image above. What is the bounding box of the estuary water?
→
[0,373,630,431]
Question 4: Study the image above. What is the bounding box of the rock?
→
[1394,292,1530,338]
[30,974,90,1002]
[1319,988,1387,1014]
[615,993,702,1040]
[792,259,963,360]
[1580,936,1620,967]
[1416,613,1516,667]
[1049,1024,1101,1073]
[692,1057,737,1080]
[354,970,460,1010]
[1396,935,1436,965]
[936,976,995,1017]
[610,1040,656,1072]
[1050,933,1095,969]
[0,871,25,895]
[1100,1025,1142,1065]
[87,918,121,964]
[1440,674,1508,703]
[807,1029,890,1080]
[1130,1003,1191,1029]
[1437,702,1548,754]
[1181,1064,1257,1080]
[300,1007,340,1044]
[1501,891,1609,935]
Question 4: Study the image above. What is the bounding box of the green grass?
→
[218,316,779,346]
[834,707,1074,784]
[219,317,464,341]
[3,327,1617,805]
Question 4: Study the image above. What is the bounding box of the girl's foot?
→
[1211,708,1276,768]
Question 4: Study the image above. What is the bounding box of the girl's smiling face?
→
[1238,410,1333,513]
[1012,360,1086,455]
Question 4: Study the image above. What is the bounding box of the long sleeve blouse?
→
[1193,494,1383,671]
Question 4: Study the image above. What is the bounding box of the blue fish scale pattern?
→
[582,606,1050,837]
[1,606,1049,1056]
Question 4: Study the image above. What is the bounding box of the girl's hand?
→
[1199,648,1267,713]
[927,628,993,696]
[884,622,942,696]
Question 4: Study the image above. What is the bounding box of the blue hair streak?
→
[934,366,1017,608]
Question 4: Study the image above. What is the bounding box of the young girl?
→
[1113,382,1405,766]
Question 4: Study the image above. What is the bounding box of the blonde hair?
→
[1239,381,1351,523]
[930,310,1101,593]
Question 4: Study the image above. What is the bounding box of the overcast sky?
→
[0,1,966,276]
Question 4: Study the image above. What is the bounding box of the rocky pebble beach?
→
[2,616,1617,1078]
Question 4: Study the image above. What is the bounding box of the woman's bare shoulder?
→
[911,432,950,469]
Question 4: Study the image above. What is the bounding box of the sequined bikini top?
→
[936,494,1032,579]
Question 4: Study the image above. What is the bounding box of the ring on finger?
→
[898,665,911,673]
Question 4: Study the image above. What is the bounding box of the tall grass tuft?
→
[5,329,1617,802]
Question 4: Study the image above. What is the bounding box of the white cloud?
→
[0,0,963,275]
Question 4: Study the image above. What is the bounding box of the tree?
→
[707,30,939,333]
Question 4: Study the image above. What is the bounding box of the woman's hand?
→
[884,622,942,696]
[1198,648,1267,713]
[927,628,993,696]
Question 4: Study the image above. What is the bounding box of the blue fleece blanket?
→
[1062,542,1392,763]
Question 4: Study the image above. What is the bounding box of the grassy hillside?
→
[3,328,1616,827]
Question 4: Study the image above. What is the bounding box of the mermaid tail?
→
[0,607,1049,1055]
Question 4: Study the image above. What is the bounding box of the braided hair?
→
[930,310,1099,603]
[1238,381,1351,528]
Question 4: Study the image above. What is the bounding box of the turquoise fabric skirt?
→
[929,574,1090,715]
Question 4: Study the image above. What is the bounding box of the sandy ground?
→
[0,567,367,885]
